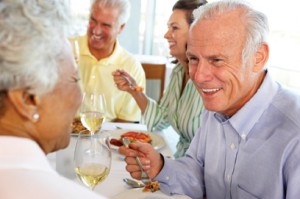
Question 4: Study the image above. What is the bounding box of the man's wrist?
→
[155,153,165,176]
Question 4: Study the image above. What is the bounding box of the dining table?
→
[47,122,189,199]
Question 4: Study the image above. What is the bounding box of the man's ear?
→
[7,90,40,122]
[253,43,269,72]
[118,23,126,34]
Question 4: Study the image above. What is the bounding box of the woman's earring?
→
[32,112,40,123]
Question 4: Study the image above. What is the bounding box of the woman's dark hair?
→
[172,0,207,25]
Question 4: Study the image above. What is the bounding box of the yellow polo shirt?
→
[70,35,145,122]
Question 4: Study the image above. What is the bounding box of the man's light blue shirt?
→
[156,72,300,199]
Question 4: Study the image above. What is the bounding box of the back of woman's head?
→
[172,0,207,24]
[0,0,69,96]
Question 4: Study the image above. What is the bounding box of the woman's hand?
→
[112,69,138,94]
[112,69,148,113]
[118,142,164,180]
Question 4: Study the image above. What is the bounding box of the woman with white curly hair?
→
[0,0,105,198]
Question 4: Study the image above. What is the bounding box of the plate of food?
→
[107,129,165,150]
[71,117,88,135]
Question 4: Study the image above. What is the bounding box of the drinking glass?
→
[80,92,106,135]
[74,131,111,190]
[70,39,80,64]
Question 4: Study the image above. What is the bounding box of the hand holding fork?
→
[120,74,144,92]
[122,137,152,185]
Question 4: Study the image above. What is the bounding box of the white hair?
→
[0,0,70,96]
[192,0,269,64]
[91,0,131,25]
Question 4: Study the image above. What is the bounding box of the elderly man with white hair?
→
[118,1,300,199]
[70,0,145,123]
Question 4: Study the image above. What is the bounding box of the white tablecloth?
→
[47,122,182,198]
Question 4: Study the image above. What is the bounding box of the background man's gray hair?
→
[0,0,70,96]
[192,0,269,64]
[91,0,131,25]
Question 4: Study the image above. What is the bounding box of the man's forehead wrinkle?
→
[188,36,234,51]
[188,27,244,53]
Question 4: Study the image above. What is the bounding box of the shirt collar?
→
[79,35,91,57]
[80,35,122,66]
[214,71,279,140]
[173,62,184,73]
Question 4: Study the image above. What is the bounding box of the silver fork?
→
[120,74,135,90]
[135,156,152,185]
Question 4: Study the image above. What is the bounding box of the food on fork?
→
[142,181,160,192]
[109,131,152,147]
[120,74,144,92]
[133,85,144,92]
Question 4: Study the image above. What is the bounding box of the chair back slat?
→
[141,63,166,102]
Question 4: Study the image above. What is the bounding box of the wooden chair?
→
[141,63,166,102]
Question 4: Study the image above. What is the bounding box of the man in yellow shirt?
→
[70,0,145,122]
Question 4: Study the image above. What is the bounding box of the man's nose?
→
[193,61,213,83]
[92,24,102,35]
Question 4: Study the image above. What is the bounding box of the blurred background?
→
[67,0,300,93]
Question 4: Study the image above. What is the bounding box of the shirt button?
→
[241,134,247,140]
[230,143,236,150]
[165,176,170,181]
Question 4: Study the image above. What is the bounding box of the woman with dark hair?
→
[113,0,207,158]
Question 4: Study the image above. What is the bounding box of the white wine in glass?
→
[80,92,106,135]
[80,111,105,133]
[74,132,111,190]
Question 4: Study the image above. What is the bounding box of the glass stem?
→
[90,131,97,156]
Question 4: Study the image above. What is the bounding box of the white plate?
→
[111,188,191,199]
[107,129,165,150]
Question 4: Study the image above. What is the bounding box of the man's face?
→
[87,5,124,57]
[187,9,263,116]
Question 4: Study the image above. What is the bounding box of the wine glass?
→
[74,131,111,190]
[70,39,80,64]
[80,92,106,135]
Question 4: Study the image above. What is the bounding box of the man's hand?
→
[118,142,164,180]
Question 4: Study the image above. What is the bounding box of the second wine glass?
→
[70,39,80,64]
[80,92,106,135]
[74,131,111,190]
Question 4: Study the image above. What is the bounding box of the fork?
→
[135,156,152,185]
[120,74,135,90]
